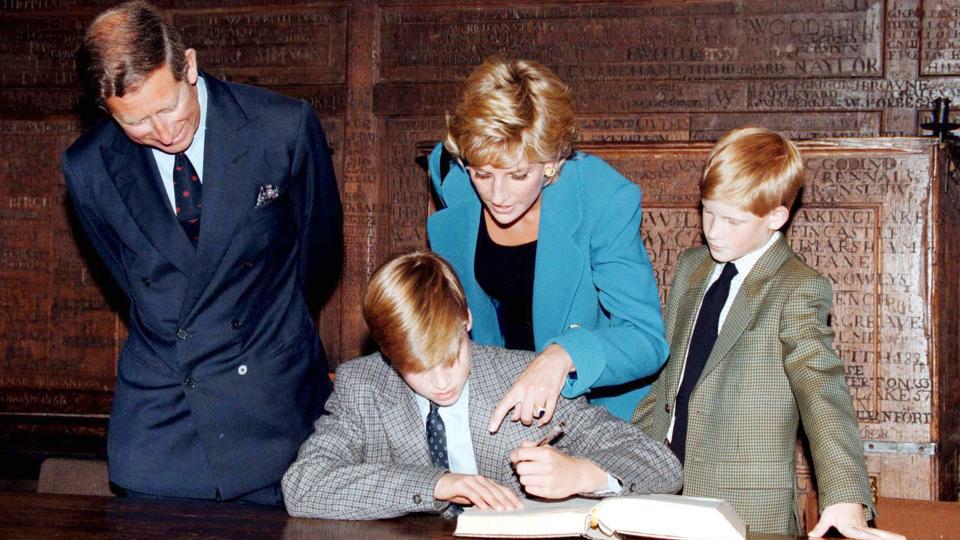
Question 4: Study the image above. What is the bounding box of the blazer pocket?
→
[119,339,177,379]
[248,190,290,226]
[715,460,795,490]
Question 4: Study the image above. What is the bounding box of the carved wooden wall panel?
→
[1,0,958,502]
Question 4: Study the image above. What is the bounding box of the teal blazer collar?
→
[429,143,586,350]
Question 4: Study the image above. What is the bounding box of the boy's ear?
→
[765,205,790,231]
[466,308,473,333]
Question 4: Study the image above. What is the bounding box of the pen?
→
[535,421,566,446]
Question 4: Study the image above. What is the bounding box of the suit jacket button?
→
[628,483,636,493]
[243,259,254,268]
[141,277,151,287]
[176,328,188,340]
[238,365,248,375]
[231,319,242,330]
[664,404,670,413]
[184,377,197,389]
[412,494,422,504]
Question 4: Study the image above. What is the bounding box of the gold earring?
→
[543,165,557,179]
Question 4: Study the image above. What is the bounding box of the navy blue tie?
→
[670,262,738,464]
[427,402,462,516]
[427,402,450,469]
[173,153,202,246]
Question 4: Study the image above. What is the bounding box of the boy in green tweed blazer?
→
[634,127,903,540]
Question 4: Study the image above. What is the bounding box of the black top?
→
[474,216,537,351]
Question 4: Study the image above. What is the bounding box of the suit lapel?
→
[379,364,433,468]
[467,346,525,483]
[666,252,715,404]
[697,237,794,384]
[102,134,195,276]
[179,75,255,320]
[532,171,584,348]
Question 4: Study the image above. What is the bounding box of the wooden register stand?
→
[576,138,960,525]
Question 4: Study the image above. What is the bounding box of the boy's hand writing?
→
[509,441,607,498]
[433,473,522,511]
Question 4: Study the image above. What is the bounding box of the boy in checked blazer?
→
[634,127,903,540]
[283,251,681,519]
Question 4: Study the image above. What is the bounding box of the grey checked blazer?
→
[283,344,682,519]
[633,238,873,534]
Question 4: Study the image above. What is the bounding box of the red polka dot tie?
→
[173,153,202,246]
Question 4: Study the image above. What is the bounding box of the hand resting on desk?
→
[434,473,523,511]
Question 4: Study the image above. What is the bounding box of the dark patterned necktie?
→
[427,402,450,469]
[426,402,463,516]
[670,262,738,465]
[173,153,202,246]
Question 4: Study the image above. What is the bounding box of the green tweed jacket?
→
[633,237,874,535]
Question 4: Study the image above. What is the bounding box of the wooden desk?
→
[0,491,802,539]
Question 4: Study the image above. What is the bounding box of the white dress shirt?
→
[151,75,208,211]
[666,231,782,441]
[414,382,479,475]
[414,381,621,493]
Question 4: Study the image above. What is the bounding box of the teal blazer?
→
[427,144,668,419]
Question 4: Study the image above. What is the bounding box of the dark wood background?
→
[1,0,959,503]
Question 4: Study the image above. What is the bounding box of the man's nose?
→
[150,116,174,145]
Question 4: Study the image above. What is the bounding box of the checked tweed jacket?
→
[283,344,682,519]
[633,237,874,535]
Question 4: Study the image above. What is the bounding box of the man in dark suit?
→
[62,1,342,505]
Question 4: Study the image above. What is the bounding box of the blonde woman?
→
[427,57,667,429]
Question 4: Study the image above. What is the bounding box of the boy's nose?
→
[432,370,451,389]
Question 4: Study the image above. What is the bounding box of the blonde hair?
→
[700,126,805,216]
[362,251,470,373]
[444,57,578,168]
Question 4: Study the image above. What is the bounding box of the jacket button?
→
[664,404,670,413]
[238,365,248,376]
[412,494,422,504]
[628,483,636,493]
[141,277,151,287]
[176,328,188,340]
[184,377,197,389]
[230,319,242,330]
[243,259,254,268]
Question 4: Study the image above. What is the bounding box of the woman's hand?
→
[488,344,574,433]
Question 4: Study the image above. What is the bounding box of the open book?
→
[453,494,746,540]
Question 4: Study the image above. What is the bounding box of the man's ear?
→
[184,48,199,85]
[766,205,790,231]
[466,308,473,333]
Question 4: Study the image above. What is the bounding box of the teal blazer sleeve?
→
[427,143,668,419]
